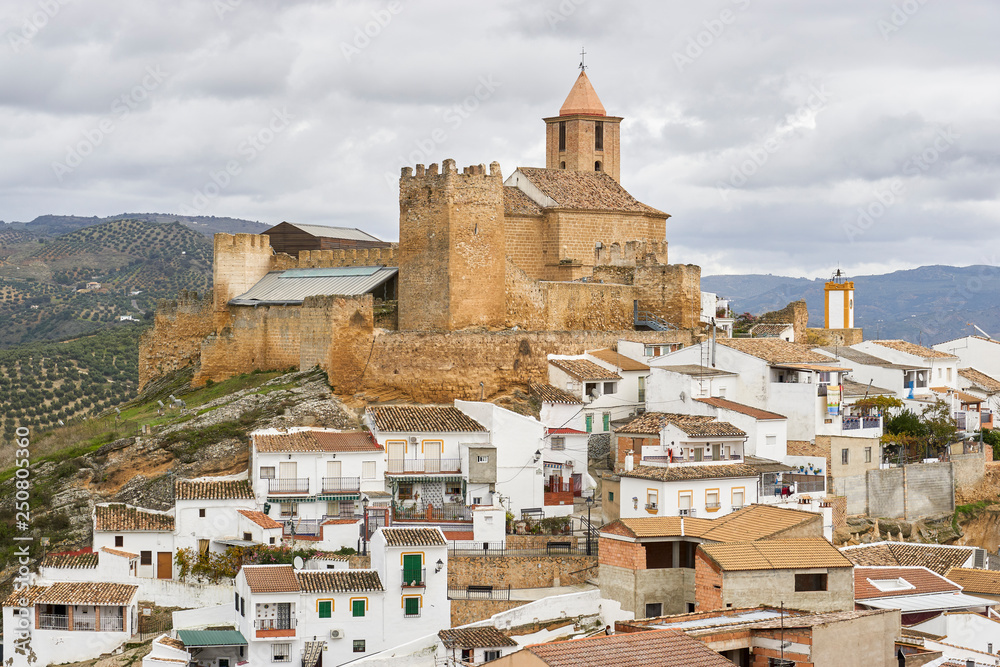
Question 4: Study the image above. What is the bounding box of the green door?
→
[585,414,593,433]
[402,554,422,586]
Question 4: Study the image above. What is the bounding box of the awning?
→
[266,496,316,503]
[213,539,258,547]
[388,475,464,483]
[317,494,360,502]
[177,629,247,647]
[860,592,996,613]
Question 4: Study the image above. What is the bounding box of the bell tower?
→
[543,67,623,182]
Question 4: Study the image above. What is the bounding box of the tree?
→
[921,399,959,455]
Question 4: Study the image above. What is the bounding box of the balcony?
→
[643,453,743,466]
[37,613,123,632]
[267,478,310,494]
[387,458,462,475]
[705,502,722,511]
[544,479,574,506]
[254,616,296,638]
[842,415,882,434]
[644,502,658,513]
[392,503,472,523]
[321,476,360,494]
[402,567,427,588]
[678,508,696,517]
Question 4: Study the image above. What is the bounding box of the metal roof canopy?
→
[177,629,248,647]
[229,266,397,305]
[860,592,996,613]
[273,223,386,242]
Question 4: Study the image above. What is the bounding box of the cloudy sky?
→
[2,0,998,278]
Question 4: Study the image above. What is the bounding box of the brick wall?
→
[598,537,645,570]
[694,549,723,612]
[749,627,813,666]
[448,554,596,589]
[614,434,657,470]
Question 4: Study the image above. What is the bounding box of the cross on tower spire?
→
[579,46,587,72]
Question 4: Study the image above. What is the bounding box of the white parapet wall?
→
[172,604,236,630]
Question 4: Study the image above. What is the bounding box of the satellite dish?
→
[293,556,304,570]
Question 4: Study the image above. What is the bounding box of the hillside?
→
[702,265,1000,344]
[2,212,270,238]
[0,219,212,348]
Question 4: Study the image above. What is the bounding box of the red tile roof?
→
[588,348,650,372]
[368,406,486,433]
[871,339,958,359]
[525,628,734,666]
[840,542,975,575]
[854,566,961,600]
[95,504,174,531]
[380,527,447,547]
[238,509,282,530]
[3,582,138,607]
[944,567,1000,595]
[242,565,300,593]
[439,627,517,649]
[530,382,584,405]
[295,570,383,593]
[695,397,787,421]
[253,430,383,453]
[559,71,606,116]
[41,551,98,569]
[175,478,255,500]
[550,358,622,381]
[513,168,663,215]
[701,538,853,571]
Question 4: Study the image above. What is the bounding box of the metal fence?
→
[449,541,597,557]
[447,585,512,600]
[393,504,472,522]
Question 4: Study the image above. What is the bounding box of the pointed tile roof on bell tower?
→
[559,71,606,117]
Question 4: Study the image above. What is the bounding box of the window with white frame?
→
[646,489,658,510]
[732,488,745,509]
[280,502,297,518]
[484,650,501,661]
[705,489,720,510]
[477,455,489,463]
[551,436,566,451]
[766,435,776,448]
[362,460,376,480]
[260,466,275,479]
[272,643,291,662]
[817,372,831,385]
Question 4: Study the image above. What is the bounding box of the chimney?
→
[624,450,634,472]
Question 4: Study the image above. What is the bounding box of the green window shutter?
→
[318,600,331,618]
[585,414,593,433]
[352,600,365,617]
[404,597,420,616]
[603,413,610,431]
[402,554,422,585]
[608,492,614,502]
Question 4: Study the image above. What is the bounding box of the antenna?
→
[579,46,587,72]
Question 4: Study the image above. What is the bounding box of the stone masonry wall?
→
[503,214,547,280]
[450,600,527,627]
[952,451,986,490]
[448,555,596,589]
[213,233,273,314]
[139,291,215,390]
[547,209,666,281]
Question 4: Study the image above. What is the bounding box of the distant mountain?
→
[3,213,271,238]
[702,265,1000,345]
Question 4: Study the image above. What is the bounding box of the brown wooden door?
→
[156,552,172,579]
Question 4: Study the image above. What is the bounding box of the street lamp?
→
[585,493,594,556]
[362,496,370,556]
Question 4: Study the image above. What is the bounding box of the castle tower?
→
[212,233,273,314]
[544,71,622,182]
[824,269,855,329]
[398,160,506,331]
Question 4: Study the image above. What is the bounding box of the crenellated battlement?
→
[594,240,669,267]
[214,232,272,250]
[400,159,502,181]
[298,246,398,267]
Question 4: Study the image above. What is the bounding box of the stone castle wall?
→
[139,291,215,389]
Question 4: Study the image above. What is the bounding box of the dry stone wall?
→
[139,291,214,389]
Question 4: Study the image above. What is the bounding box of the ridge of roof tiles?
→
[295,570,383,593]
[368,406,486,433]
[94,504,175,531]
[549,357,622,381]
[716,338,834,364]
[870,339,958,359]
[530,382,584,404]
[175,478,255,501]
[701,538,852,571]
[253,430,383,453]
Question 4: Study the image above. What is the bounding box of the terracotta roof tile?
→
[840,542,975,575]
[438,627,517,649]
[530,382,583,404]
[621,463,759,482]
[871,339,958,359]
[175,478,254,501]
[958,368,1000,393]
[238,509,282,530]
[3,582,137,607]
[368,406,486,433]
[253,430,383,453]
[558,71,606,116]
[787,439,827,457]
[549,358,622,381]
[514,168,662,215]
[750,323,794,337]
[525,628,734,667]
[380,527,447,547]
[311,553,352,561]
[615,412,714,435]
[41,551,98,569]
[717,338,834,364]
[588,348,650,372]
[604,505,820,543]
[295,570,383,593]
[503,186,543,216]
[95,504,174,532]
[100,547,139,559]
[242,565,300,593]
[816,346,894,366]
[944,567,1000,595]
[854,566,960,600]
[701,538,852,571]
[841,379,898,397]
[157,636,186,650]
[602,516,716,540]
[695,397,787,420]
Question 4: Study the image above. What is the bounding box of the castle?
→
[140,71,702,400]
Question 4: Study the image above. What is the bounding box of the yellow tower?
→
[824,269,855,329]
[543,70,623,182]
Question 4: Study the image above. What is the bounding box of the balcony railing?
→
[268,478,310,494]
[37,614,124,632]
[645,503,658,512]
[392,503,472,523]
[843,416,882,431]
[678,508,696,517]
[321,477,360,493]
[863,416,881,429]
[705,502,722,510]
[401,568,427,587]
[254,616,296,637]
[387,458,462,474]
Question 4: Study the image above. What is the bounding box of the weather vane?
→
[579,46,587,72]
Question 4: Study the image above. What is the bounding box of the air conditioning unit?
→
[409,436,418,445]
[330,629,345,640]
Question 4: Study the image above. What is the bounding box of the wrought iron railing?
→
[392,503,472,522]
[387,458,462,474]
[268,478,309,493]
[321,477,360,493]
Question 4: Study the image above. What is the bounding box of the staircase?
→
[633,301,679,331]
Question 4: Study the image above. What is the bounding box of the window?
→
[115,536,124,547]
[473,496,482,504]
[766,435,777,448]
[595,121,603,150]
[947,367,953,381]
[585,414,593,433]
[260,466,275,479]
[199,508,206,518]
[818,372,831,385]
[560,161,566,169]
[551,436,566,451]
[362,460,376,480]
[638,376,645,403]
[484,650,501,662]
[646,489,658,511]
[353,640,366,653]
[198,539,210,556]
[462,649,474,662]
[705,489,720,510]
[272,643,291,662]
[841,449,849,465]
[595,161,602,171]
[404,596,421,618]
[717,386,727,398]
[403,554,423,586]
[141,551,152,565]
[352,599,367,617]
[732,488,745,509]
[235,591,240,611]
[477,455,490,463]
[608,491,614,502]
[280,502,297,517]
[938,368,942,379]
[240,597,245,617]
[243,532,253,541]
[585,382,598,397]
[602,413,611,431]
[603,382,616,395]
[398,483,414,501]
[445,482,462,496]
[645,602,662,617]
[269,537,275,545]
[678,492,692,515]
[645,344,665,357]
[794,573,828,592]
[558,121,566,151]
[318,600,332,619]
[865,447,872,463]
